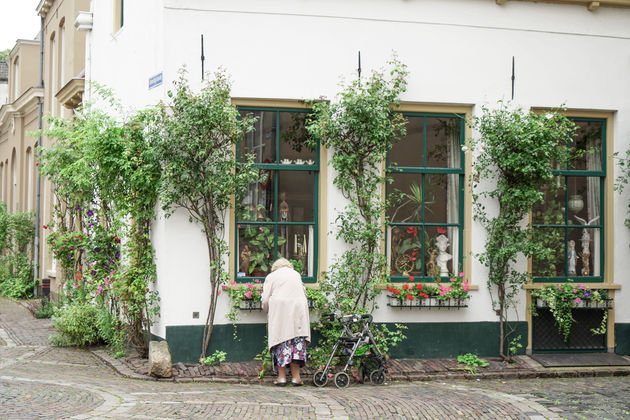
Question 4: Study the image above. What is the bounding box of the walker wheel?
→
[370,369,385,385]
[334,371,350,389]
[313,370,328,387]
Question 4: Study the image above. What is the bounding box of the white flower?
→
[545,113,554,119]
[462,145,469,152]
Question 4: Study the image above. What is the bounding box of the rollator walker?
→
[312,313,386,388]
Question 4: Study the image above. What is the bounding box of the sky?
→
[0,1,42,52]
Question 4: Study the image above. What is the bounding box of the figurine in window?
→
[435,234,452,276]
[567,240,576,276]
[279,192,290,257]
[240,245,251,275]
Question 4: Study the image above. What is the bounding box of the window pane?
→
[389,116,422,167]
[240,177,274,221]
[426,117,461,168]
[280,224,313,276]
[279,112,315,163]
[532,228,566,277]
[533,177,566,225]
[389,225,459,277]
[389,225,425,276]
[570,120,603,171]
[425,173,458,224]
[388,173,423,223]
[571,227,600,277]
[238,224,277,277]
[277,170,314,222]
[239,110,277,163]
[568,176,600,228]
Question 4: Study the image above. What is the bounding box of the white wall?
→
[87,0,630,334]
[0,83,7,105]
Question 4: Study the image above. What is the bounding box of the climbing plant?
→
[148,68,259,359]
[306,56,408,313]
[614,148,630,228]
[38,85,161,356]
[469,102,577,360]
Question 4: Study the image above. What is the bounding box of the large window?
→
[387,113,465,281]
[532,118,605,282]
[236,107,318,282]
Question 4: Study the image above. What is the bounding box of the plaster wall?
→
[0,84,7,105]
[8,41,39,103]
[87,0,630,335]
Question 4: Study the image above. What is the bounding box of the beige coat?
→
[261,266,311,349]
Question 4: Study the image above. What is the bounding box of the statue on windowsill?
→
[567,240,576,276]
[240,245,251,275]
[435,234,452,277]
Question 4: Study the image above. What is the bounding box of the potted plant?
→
[530,283,611,341]
[224,280,263,322]
[386,273,470,309]
[239,205,286,277]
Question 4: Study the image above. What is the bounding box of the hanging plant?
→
[530,284,609,341]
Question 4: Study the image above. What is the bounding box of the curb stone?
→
[90,349,630,385]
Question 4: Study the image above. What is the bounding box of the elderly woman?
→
[261,258,311,386]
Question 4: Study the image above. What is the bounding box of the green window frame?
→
[386,112,466,282]
[235,107,319,283]
[532,117,606,283]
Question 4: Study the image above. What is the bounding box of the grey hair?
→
[271,258,293,272]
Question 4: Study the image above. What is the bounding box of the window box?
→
[239,299,262,311]
[535,298,612,310]
[387,294,468,309]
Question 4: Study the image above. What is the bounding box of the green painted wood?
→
[615,323,630,355]
[235,106,318,284]
[166,324,267,364]
[164,321,528,363]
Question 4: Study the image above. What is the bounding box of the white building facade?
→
[84,0,630,363]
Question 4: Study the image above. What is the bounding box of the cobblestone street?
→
[2,297,630,419]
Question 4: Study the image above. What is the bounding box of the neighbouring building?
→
[36,0,90,293]
[43,0,630,362]
[0,39,41,217]
[0,60,8,105]
[0,0,90,299]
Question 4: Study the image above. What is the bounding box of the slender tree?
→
[469,102,577,360]
[150,69,258,358]
[306,57,408,313]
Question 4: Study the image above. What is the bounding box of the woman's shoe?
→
[274,379,287,386]
[291,379,304,387]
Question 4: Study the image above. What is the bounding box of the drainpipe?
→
[33,15,44,297]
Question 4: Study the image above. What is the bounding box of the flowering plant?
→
[386,273,471,303]
[530,283,610,341]
[225,280,262,321]
[46,229,87,279]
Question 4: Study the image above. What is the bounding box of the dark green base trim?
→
[166,324,267,364]
[615,323,630,355]
[165,321,529,364]
[385,322,527,359]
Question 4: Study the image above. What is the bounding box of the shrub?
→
[50,302,101,347]
[35,299,57,319]
[95,305,126,354]
[0,203,35,299]
[200,350,227,367]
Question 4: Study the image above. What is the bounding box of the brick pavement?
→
[2,296,630,419]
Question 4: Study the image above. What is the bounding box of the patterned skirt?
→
[270,336,308,371]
